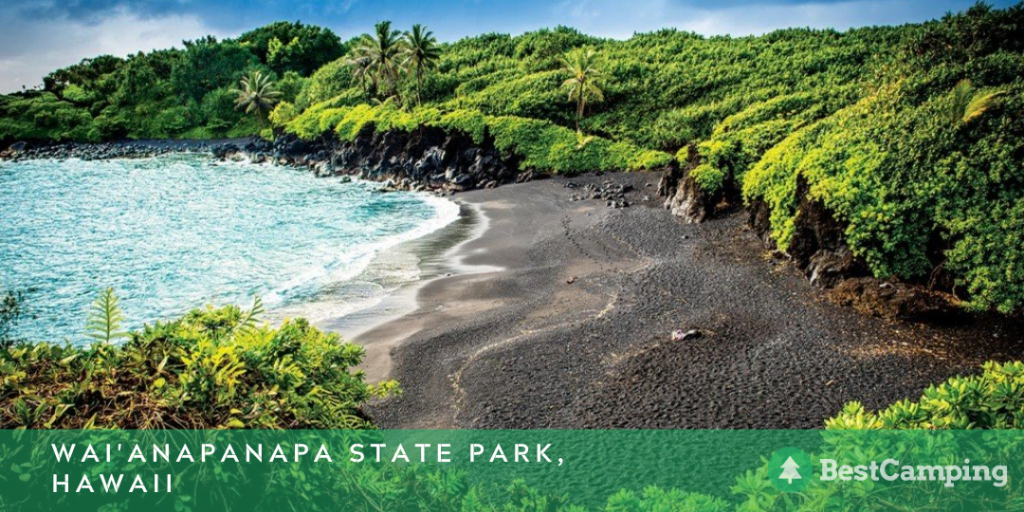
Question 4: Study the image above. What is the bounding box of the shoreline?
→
[361,172,1024,429]
[332,202,493,380]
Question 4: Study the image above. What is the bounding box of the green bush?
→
[0,294,395,429]
[827,361,1024,430]
[737,5,1024,313]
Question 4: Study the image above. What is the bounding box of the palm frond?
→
[233,70,281,126]
[233,296,265,335]
[950,79,1007,125]
[962,89,1007,124]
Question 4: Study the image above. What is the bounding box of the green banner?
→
[1,430,1021,511]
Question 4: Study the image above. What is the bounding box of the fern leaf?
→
[85,288,128,344]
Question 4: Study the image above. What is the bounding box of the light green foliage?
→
[268,101,298,127]
[827,361,1024,429]
[84,288,128,344]
[0,297,393,429]
[435,108,487,143]
[740,5,1024,312]
[284,102,671,173]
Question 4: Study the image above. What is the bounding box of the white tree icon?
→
[780,456,802,484]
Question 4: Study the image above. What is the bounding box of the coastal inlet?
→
[0,154,459,342]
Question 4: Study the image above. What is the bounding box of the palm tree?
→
[950,79,1006,126]
[345,54,375,101]
[232,70,282,127]
[402,24,440,106]
[560,46,605,133]
[351,21,405,102]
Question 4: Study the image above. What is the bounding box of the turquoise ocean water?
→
[0,154,459,342]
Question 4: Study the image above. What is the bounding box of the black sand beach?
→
[357,171,1023,429]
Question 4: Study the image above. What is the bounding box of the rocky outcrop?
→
[2,127,528,196]
[749,177,869,288]
[660,145,736,223]
[220,129,527,195]
[664,172,720,223]
[653,168,961,321]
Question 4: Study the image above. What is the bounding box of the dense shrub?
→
[827,361,1024,429]
[0,23,346,142]
[0,296,395,429]
[283,102,671,173]
[741,5,1024,312]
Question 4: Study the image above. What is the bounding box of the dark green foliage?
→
[172,36,258,104]
[0,291,23,350]
[238,21,347,76]
[300,57,359,108]
[0,23,343,142]
[0,298,395,429]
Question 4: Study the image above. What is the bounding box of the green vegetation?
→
[232,70,283,128]
[403,24,442,106]
[0,291,23,350]
[828,361,1024,430]
[83,287,128,344]
[350,21,407,102]
[0,290,394,429]
[285,100,670,172]
[560,46,605,133]
[740,5,1024,313]
[0,22,342,141]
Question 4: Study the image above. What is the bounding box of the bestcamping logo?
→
[768,447,812,492]
[768,447,1009,492]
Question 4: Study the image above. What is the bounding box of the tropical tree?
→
[345,54,375,101]
[350,21,406,102]
[559,46,605,132]
[402,24,441,105]
[232,70,282,127]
